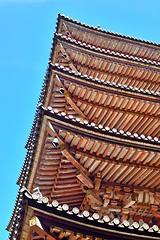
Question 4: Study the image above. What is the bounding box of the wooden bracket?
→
[103,194,110,207]
[86,190,103,206]
[123,194,137,208]
[47,122,91,178]
[79,196,90,211]
[55,75,87,120]
[29,217,56,240]
[94,173,101,191]
[59,43,79,73]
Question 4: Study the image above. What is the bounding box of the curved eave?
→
[56,33,160,67]
[7,191,23,239]
[54,33,160,70]
[44,108,160,152]
[58,14,160,47]
[50,64,160,102]
[23,189,160,240]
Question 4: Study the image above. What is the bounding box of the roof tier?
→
[28,108,160,223]
[19,188,160,240]
[51,35,160,94]
[57,15,160,64]
[46,70,160,139]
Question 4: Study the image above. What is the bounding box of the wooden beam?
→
[29,216,43,229]
[55,75,87,120]
[47,122,56,138]
[102,182,160,194]
[47,121,64,146]
[29,217,56,240]
[86,190,103,205]
[65,92,87,120]
[69,62,79,73]
[108,205,122,213]
[32,236,43,240]
[47,123,91,178]
[62,22,72,36]
[72,90,160,120]
[59,43,71,61]
[76,170,94,189]
[71,147,160,171]
[61,145,90,176]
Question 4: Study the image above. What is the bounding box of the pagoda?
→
[7,14,160,240]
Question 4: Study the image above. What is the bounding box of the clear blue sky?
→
[0,0,159,239]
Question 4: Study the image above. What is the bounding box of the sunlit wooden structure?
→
[8,14,160,240]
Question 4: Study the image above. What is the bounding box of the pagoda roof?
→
[51,35,160,95]
[45,68,160,140]
[55,33,160,67]
[15,187,160,240]
[8,14,160,240]
[57,14,160,47]
[56,14,160,65]
[49,63,160,101]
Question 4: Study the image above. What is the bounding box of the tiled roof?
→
[43,105,160,145]
[50,62,160,98]
[56,33,160,66]
[58,14,160,47]
[21,187,160,236]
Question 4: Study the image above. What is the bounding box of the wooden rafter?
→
[58,20,160,64]
[43,111,160,152]
[70,147,160,171]
[76,170,94,189]
[57,38,160,75]
[73,96,160,120]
